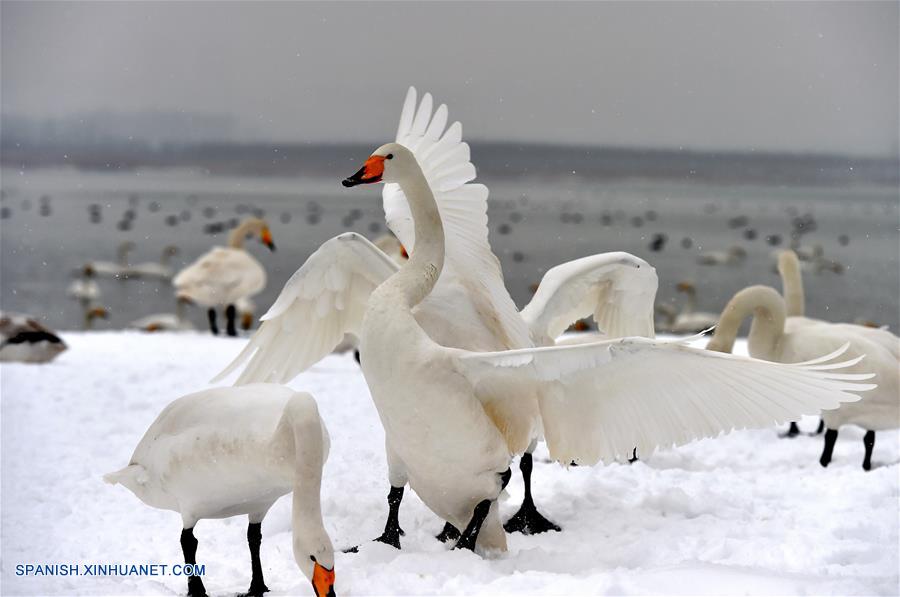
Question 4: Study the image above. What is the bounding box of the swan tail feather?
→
[103,464,147,487]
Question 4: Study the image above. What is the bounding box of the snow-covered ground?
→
[1,332,897,596]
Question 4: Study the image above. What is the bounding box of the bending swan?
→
[225,143,870,554]
[104,385,335,597]
[707,284,898,470]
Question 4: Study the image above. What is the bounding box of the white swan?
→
[707,283,898,470]
[656,281,719,334]
[128,296,195,332]
[0,312,67,363]
[219,88,658,542]
[66,265,101,303]
[88,241,135,279]
[696,245,746,266]
[174,217,274,337]
[221,143,871,554]
[129,245,180,280]
[104,385,335,597]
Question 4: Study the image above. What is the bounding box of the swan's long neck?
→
[681,288,696,315]
[707,285,786,358]
[384,168,445,308]
[778,252,805,317]
[286,405,333,573]
[229,220,256,249]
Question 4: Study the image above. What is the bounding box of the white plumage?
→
[220,141,873,554]
[104,384,335,597]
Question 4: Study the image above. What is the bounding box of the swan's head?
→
[342,143,415,187]
[294,536,335,597]
[240,217,276,251]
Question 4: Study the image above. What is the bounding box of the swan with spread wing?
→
[218,140,872,554]
[218,88,659,543]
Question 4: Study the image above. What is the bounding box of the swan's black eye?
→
[310,555,317,563]
[386,154,393,160]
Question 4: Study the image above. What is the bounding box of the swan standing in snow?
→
[219,89,658,544]
[707,283,898,470]
[129,245,180,280]
[221,142,871,553]
[104,385,335,597]
[174,217,274,336]
[0,312,67,363]
[128,296,195,332]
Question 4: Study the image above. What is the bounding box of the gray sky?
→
[2,1,898,156]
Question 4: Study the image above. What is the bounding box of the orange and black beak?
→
[342,155,385,187]
[311,563,336,597]
[261,227,276,252]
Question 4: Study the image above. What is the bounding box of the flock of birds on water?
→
[1,88,898,597]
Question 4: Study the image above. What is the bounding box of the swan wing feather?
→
[521,252,658,343]
[212,233,399,384]
[456,337,874,465]
[385,87,531,350]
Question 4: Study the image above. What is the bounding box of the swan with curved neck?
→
[708,285,898,469]
[174,217,274,336]
[778,250,805,318]
[332,142,871,552]
[105,385,335,597]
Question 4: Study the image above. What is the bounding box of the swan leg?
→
[207,309,219,336]
[862,430,875,471]
[374,485,406,549]
[238,521,269,597]
[628,447,639,463]
[812,419,825,436]
[225,304,238,337]
[436,521,461,543]
[180,527,208,597]
[780,422,801,438]
[503,453,561,535]
[453,499,492,552]
[819,428,839,468]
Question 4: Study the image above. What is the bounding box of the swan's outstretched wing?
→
[455,339,874,465]
[213,233,399,384]
[384,87,531,350]
[521,252,658,344]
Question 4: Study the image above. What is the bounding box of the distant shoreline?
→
[2,141,897,188]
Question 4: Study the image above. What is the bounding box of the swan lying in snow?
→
[104,385,335,597]
[218,88,657,544]
[128,296,194,332]
[220,142,872,554]
[707,279,898,470]
[174,217,274,337]
[0,312,67,363]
